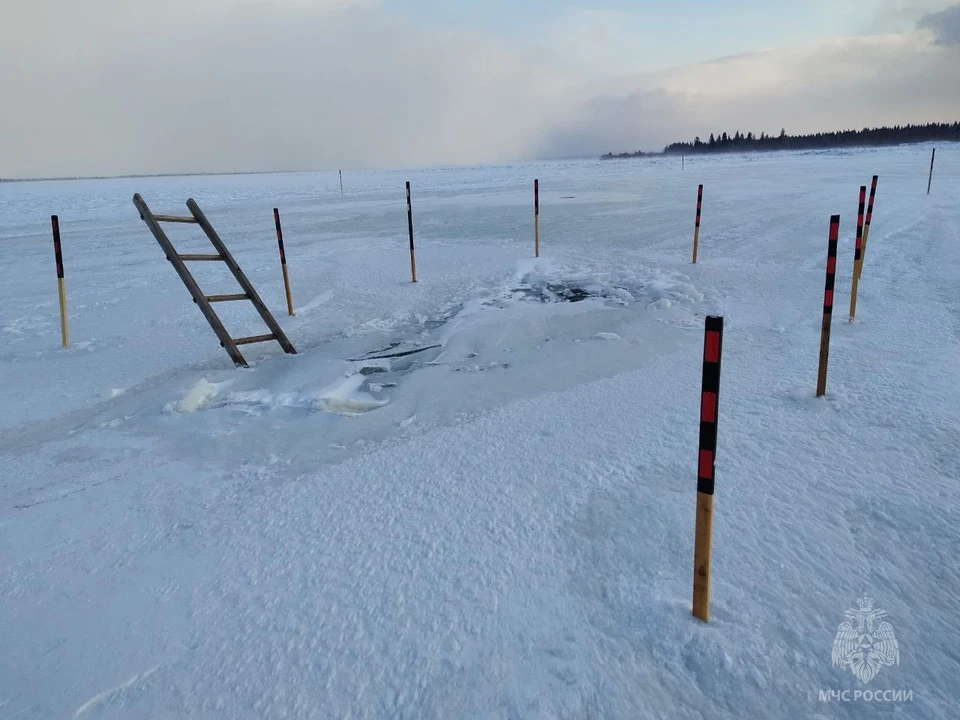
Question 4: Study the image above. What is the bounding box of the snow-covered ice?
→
[1,147,959,718]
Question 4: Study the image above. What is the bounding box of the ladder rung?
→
[178,253,224,261]
[205,293,249,303]
[233,333,277,346]
[154,214,198,223]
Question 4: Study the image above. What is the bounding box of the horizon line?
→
[0,155,599,185]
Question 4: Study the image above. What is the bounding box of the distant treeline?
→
[601,122,960,159]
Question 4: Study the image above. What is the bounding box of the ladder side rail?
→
[133,194,248,367]
[186,198,297,355]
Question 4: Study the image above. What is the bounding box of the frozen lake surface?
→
[1,147,959,718]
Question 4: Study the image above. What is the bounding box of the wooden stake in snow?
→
[692,184,703,264]
[858,175,879,280]
[406,181,417,283]
[849,186,866,323]
[339,170,344,200]
[534,179,540,258]
[927,148,936,195]
[50,215,69,348]
[273,208,294,316]
[693,314,723,622]
[817,215,840,397]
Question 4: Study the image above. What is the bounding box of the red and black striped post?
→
[534,179,540,258]
[849,186,866,322]
[273,208,294,316]
[865,175,878,227]
[927,148,936,195]
[693,314,723,622]
[406,181,417,283]
[817,215,840,397]
[858,175,879,280]
[51,215,69,348]
[691,184,703,263]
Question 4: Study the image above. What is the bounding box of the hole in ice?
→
[508,283,595,304]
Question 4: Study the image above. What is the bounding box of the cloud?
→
[806,0,957,34]
[538,31,960,157]
[0,0,564,177]
[918,3,960,44]
[1,0,959,176]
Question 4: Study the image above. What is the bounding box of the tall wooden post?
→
[691,184,703,264]
[858,175,879,280]
[534,179,540,258]
[849,186,866,323]
[817,215,840,397]
[406,181,417,283]
[927,148,936,195]
[693,314,723,622]
[51,215,69,348]
[273,208,295,316]
[339,170,344,200]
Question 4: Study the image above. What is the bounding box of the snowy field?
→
[1,147,959,718]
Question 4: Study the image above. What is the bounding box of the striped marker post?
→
[692,184,703,264]
[858,175,879,280]
[693,314,723,622]
[927,148,936,195]
[534,179,540,258]
[849,186,866,323]
[273,208,295,316]
[51,215,69,348]
[817,215,840,397]
[406,181,417,283]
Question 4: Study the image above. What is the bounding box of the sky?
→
[1,0,959,177]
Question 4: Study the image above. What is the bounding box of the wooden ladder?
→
[133,193,297,367]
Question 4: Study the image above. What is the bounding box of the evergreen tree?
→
[639,121,960,159]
